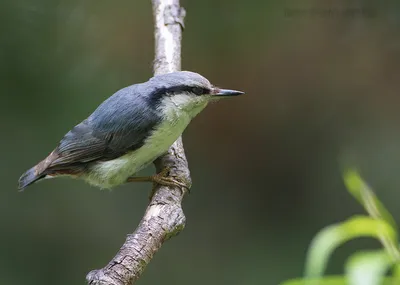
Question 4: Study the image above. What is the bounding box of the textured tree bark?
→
[86,1,188,284]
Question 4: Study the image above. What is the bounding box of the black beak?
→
[214,89,244,97]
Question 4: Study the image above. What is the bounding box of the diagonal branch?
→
[86,1,189,284]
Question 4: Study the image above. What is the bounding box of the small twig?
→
[86,1,188,284]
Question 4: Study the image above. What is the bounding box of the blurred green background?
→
[1,0,400,284]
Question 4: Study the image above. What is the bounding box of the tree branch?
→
[86,1,188,284]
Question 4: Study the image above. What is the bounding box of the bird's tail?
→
[18,167,45,190]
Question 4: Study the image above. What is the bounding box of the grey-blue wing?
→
[47,85,161,170]
[50,120,112,166]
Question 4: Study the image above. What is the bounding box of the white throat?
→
[159,93,209,120]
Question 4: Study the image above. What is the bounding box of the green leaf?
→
[343,169,398,230]
[343,170,400,262]
[393,263,400,279]
[304,216,397,278]
[280,276,394,285]
[279,276,346,285]
[345,250,393,285]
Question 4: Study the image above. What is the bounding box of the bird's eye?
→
[192,87,204,95]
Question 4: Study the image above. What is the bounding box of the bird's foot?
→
[149,167,189,199]
[127,167,190,200]
[151,167,187,188]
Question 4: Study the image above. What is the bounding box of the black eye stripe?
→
[192,87,204,95]
[150,85,209,99]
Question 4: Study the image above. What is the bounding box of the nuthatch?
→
[18,71,244,190]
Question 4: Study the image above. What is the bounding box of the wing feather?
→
[42,85,160,173]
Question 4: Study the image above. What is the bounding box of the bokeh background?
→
[1,0,400,284]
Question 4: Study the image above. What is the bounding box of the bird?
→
[18,71,244,191]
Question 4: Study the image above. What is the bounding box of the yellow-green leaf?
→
[345,250,394,285]
[279,276,346,285]
[280,276,394,285]
[343,169,397,230]
[304,216,397,278]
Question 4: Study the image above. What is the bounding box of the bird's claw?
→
[149,167,190,200]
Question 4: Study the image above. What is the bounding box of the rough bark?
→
[86,1,188,284]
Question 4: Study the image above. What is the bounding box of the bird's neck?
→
[159,94,208,120]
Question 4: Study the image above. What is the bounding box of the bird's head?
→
[147,71,244,117]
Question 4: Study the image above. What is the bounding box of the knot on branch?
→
[86,269,116,285]
[164,5,186,29]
